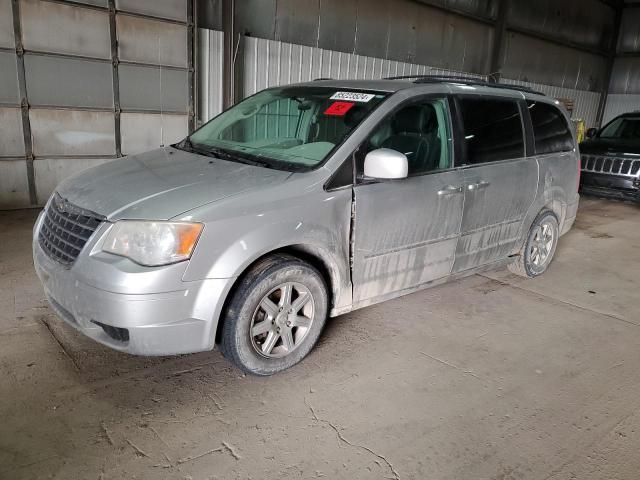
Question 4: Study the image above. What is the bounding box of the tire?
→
[508,210,559,278]
[220,254,328,375]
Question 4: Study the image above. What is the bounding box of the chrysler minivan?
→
[33,77,580,375]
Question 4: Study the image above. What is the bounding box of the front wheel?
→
[220,254,328,375]
[508,211,559,278]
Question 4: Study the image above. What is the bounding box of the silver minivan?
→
[33,77,580,375]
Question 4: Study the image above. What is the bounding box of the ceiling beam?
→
[488,0,508,81]
[596,2,624,126]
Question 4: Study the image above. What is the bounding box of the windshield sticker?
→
[324,101,355,116]
[330,92,375,102]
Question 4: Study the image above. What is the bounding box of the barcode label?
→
[330,92,375,102]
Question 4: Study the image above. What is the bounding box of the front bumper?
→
[32,215,233,356]
[580,172,640,203]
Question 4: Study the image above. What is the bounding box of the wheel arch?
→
[543,199,564,226]
[523,203,561,245]
[513,196,564,258]
[214,244,344,345]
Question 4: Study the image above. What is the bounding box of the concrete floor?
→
[1,196,639,480]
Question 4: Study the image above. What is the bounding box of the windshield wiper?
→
[175,138,309,172]
[204,146,275,169]
[175,138,271,167]
[174,137,215,157]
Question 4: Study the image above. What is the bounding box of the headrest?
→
[392,105,427,134]
[344,106,367,128]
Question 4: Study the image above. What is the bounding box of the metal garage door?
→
[0,0,194,209]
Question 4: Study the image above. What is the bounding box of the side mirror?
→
[586,127,598,139]
[363,148,408,180]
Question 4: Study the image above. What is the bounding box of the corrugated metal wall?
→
[500,31,606,92]
[243,36,485,97]
[501,79,601,127]
[617,6,640,53]
[507,0,615,52]
[0,0,192,209]
[0,0,30,208]
[603,54,640,118]
[197,28,224,122]
[233,0,612,92]
[242,36,602,127]
[602,94,640,124]
[602,5,640,124]
[218,0,608,131]
[237,0,494,73]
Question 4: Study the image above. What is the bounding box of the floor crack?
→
[305,397,400,480]
[39,316,80,372]
[419,351,482,380]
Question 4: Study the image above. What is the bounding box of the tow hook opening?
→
[91,321,130,343]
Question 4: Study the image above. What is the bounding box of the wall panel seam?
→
[187,0,195,133]
[39,1,188,25]
[20,50,189,71]
[40,0,107,13]
[108,0,121,157]
[11,0,37,205]
[115,11,188,27]
[118,61,189,71]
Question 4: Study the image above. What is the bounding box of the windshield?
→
[185,86,388,171]
[599,116,640,140]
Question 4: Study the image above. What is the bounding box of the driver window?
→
[360,98,451,176]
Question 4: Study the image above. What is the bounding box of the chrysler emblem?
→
[54,193,68,213]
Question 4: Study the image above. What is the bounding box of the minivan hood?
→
[56,147,292,220]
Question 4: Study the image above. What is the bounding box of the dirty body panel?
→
[352,170,464,304]
[523,95,581,237]
[454,157,538,272]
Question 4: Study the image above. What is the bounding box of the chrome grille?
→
[38,193,104,266]
[581,154,640,178]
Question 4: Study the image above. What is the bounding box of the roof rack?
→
[384,74,545,96]
[386,74,487,82]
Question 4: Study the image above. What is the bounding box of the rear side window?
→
[527,101,574,154]
[458,97,524,164]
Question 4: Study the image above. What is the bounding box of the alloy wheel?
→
[529,220,555,267]
[249,282,315,358]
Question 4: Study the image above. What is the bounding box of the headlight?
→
[102,221,204,266]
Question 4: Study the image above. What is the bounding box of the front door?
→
[352,97,465,305]
[452,95,538,272]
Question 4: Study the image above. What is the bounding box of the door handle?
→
[467,180,490,191]
[437,185,463,196]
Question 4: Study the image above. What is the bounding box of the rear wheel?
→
[508,211,559,278]
[220,254,328,375]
